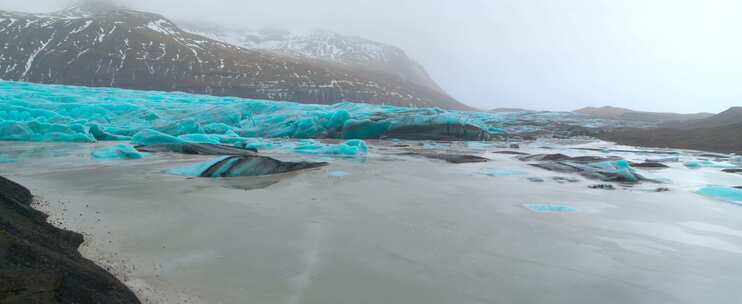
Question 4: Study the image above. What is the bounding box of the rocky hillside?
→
[575,106,713,123]
[0,2,468,109]
[179,22,445,93]
[660,107,742,129]
[0,175,140,303]
[599,107,742,153]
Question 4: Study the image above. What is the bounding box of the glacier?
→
[0,80,632,146]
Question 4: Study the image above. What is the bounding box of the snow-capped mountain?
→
[0,1,468,109]
[179,22,444,93]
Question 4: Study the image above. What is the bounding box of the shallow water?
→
[2,140,742,304]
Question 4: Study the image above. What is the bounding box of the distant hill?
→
[599,106,742,153]
[660,107,742,129]
[0,1,469,109]
[575,106,714,123]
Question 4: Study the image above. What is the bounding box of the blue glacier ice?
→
[479,168,528,177]
[697,186,742,205]
[292,139,369,156]
[328,170,352,177]
[0,80,631,145]
[91,144,148,160]
[167,156,232,177]
[524,204,578,213]
[0,153,15,164]
[590,160,639,182]
[684,160,737,169]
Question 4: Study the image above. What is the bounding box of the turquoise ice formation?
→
[697,186,742,205]
[524,204,578,213]
[91,144,147,160]
[0,80,634,145]
[0,153,15,164]
[590,160,639,182]
[292,139,368,156]
[479,168,528,177]
[328,170,352,177]
[0,80,509,143]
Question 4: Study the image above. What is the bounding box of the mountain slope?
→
[179,23,445,93]
[660,107,742,129]
[575,106,713,123]
[0,2,469,109]
[599,107,742,153]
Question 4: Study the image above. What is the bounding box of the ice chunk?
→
[684,160,737,169]
[697,186,742,205]
[524,204,577,213]
[0,153,16,164]
[479,168,527,177]
[292,140,369,156]
[167,156,231,177]
[178,134,222,144]
[328,170,351,177]
[91,144,147,160]
[131,129,185,145]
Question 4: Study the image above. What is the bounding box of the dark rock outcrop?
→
[519,154,651,183]
[197,156,328,177]
[402,152,490,164]
[135,143,258,156]
[589,184,616,190]
[629,162,670,169]
[0,176,140,303]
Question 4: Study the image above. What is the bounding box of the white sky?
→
[2,0,741,113]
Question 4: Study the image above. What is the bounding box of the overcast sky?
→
[2,0,741,113]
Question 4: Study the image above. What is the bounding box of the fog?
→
[2,0,741,113]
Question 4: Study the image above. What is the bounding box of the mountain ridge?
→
[574,106,714,123]
[0,2,470,110]
[599,106,742,153]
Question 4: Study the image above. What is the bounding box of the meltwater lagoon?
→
[2,81,742,304]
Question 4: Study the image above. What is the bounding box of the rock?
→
[407,152,490,164]
[519,154,572,162]
[0,176,140,303]
[169,155,329,178]
[630,162,670,168]
[492,151,529,155]
[553,177,580,183]
[136,143,258,156]
[522,155,649,183]
[509,143,521,149]
[589,184,616,190]
[722,169,742,174]
[655,187,671,192]
[527,177,545,183]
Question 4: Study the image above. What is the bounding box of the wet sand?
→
[2,140,742,303]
